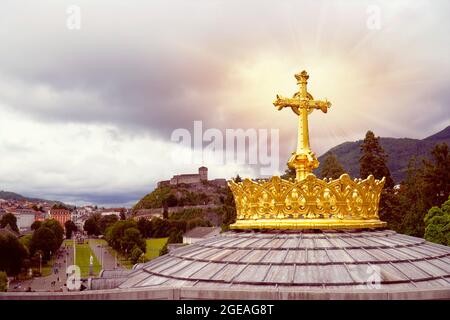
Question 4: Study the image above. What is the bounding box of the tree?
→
[83,214,101,236]
[0,232,27,275]
[64,220,77,239]
[424,195,450,246]
[393,144,450,238]
[360,131,397,232]
[422,143,450,208]
[137,218,151,238]
[99,214,118,234]
[0,213,19,233]
[130,246,145,264]
[233,174,242,183]
[149,218,173,238]
[30,221,42,231]
[52,203,69,210]
[219,187,237,230]
[42,219,64,247]
[105,220,145,256]
[121,228,146,254]
[359,130,394,188]
[119,210,126,221]
[320,153,345,179]
[0,271,7,291]
[19,234,32,256]
[394,157,428,236]
[281,167,296,180]
[162,203,169,219]
[165,194,178,207]
[168,230,183,244]
[30,227,58,261]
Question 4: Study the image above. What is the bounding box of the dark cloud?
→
[0,0,449,205]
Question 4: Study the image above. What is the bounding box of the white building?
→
[13,212,35,231]
[183,227,221,244]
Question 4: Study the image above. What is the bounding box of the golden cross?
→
[273,70,331,180]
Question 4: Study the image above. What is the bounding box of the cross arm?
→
[307,100,332,113]
[273,94,301,110]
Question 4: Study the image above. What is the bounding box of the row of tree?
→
[0,217,65,276]
[136,215,211,243]
[359,132,449,239]
[104,219,146,264]
[83,213,121,236]
[424,195,450,246]
[83,215,148,264]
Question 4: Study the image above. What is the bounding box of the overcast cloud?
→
[0,0,449,206]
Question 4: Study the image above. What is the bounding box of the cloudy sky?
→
[0,0,449,206]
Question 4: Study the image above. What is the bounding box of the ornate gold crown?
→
[229,71,386,230]
[229,174,386,229]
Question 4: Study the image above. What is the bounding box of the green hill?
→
[0,190,64,205]
[316,125,450,183]
[0,191,27,200]
[133,181,229,211]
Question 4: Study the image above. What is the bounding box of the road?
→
[8,243,75,292]
[8,238,125,292]
[88,240,123,271]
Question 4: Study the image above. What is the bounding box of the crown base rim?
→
[230,219,387,230]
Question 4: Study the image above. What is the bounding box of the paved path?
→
[88,240,123,271]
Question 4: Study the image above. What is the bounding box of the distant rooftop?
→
[184,226,221,239]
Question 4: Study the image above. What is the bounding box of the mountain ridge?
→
[316,125,450,183]
[0,190,62,204]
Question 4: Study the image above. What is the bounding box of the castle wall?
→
[171,174,201,185]
[158,167,213,187]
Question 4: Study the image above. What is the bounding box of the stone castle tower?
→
[198,166,208,181]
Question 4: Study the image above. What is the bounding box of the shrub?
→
[0,271,8,291]
[130,246,144,264]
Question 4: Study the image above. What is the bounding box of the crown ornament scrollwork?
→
[229,174,386,230]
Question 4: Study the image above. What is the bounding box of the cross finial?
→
[295,70,309,84]
[273,71,332,180]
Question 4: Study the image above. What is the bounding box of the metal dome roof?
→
[111,229,450,294]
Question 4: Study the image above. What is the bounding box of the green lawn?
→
[80,238,168,270]
[75,243,102,277]
[145,238,168,260]
[63,240,102,277]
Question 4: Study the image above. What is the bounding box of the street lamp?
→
[101,246,104,270]
[65,251,68,277]
[73,236,76,266]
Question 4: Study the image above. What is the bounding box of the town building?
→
[34,212,47,222]
[99,208,125,217]
[13,211,36,231]
[49,208,71,228]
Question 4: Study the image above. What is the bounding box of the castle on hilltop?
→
[157,166,227,188]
